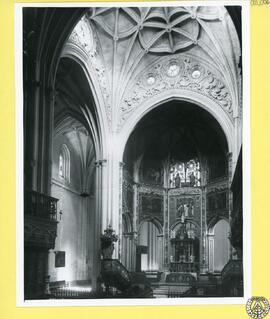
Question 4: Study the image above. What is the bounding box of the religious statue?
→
[177,203,185,222]
[189,171,196,186]
[174,173,181,188]
[188,199,194,216]
[184,203,189,217]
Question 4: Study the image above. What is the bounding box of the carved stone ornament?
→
[69,17,95,53]
[119,57,233,128]
[24,216,58,249]
[168,186,201,196]
[138,184,165,196]
[68,18,112,125]
[88,46,112,124]
[206,177,229,193]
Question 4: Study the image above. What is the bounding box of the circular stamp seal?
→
[246,297,270,319]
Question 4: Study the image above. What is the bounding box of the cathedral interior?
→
[23,5,243,299]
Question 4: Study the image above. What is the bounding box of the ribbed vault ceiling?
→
[90,6,218,54]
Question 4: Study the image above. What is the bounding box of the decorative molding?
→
[119,56,233,129]
[168,186,201,196]
[138,184,165,196]
[88,46,112,125]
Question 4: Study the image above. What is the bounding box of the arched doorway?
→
[121,213,133,270]
[138,220,162,272]
[208,219,230,272]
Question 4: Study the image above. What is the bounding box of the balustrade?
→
[25,190,58,220]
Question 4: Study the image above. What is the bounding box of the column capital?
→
[95,159,107,167]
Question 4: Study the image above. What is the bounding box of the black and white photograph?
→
[19,2,248,305]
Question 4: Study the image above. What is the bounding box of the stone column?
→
[118,162,124,260]
[24,81,55,194]
[122,233,134,270]
[132,182,139,272]
[23,53,41,192]
[200,186,207,273]
[157,234,164,271]
[207,233,215,273]
[100,131,124,260]
[227,152,234,259]
[163,188,170,271]
[201,231,208,273]
[92,159,106,291]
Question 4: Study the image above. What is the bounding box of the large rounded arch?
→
[119,91,234,162]
[208,218,231,272]
[138,217,163,236]
[138,219,163,271]
[57,52,109,160]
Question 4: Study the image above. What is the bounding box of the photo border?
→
[15,0,251,308]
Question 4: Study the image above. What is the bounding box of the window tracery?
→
[170,159,200,188]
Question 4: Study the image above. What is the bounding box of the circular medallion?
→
[192,69,201,79]
[189,65,204,81]
[246,297,270,319]
[167,63,180,77]
[146,74,156,85]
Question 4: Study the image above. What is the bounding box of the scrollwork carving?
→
[67,18,112,126]
[119,57,233,129]
[24,216,58,249]
[69,17,94,53]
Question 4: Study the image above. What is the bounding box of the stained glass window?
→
[170,159,200,188]
[59,144,70,182]
[59,153,64,177]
